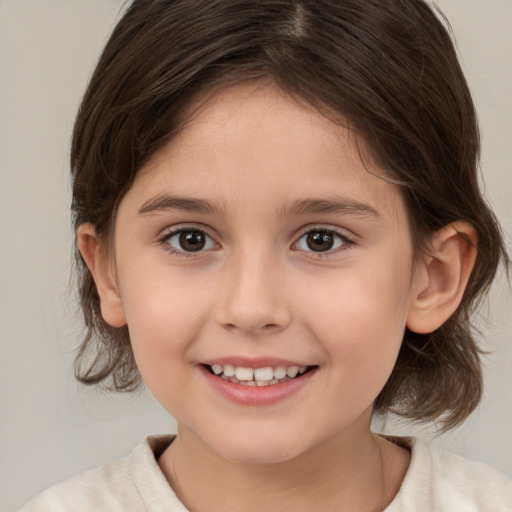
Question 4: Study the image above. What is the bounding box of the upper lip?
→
[200,357,313,368]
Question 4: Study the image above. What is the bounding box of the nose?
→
[214,250,292,336]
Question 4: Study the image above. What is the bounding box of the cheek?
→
[117,266,213,380]
[298,268,411,379]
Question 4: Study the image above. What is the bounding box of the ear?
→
[77,223,127,328]
[407,221,478,334]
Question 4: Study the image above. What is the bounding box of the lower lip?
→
[199,365,317,406]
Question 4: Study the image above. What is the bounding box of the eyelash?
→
[157,226,355,259]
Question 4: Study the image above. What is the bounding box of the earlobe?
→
[77,223,127,328]
[406,221,478,334]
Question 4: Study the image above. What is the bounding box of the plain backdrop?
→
[0,1,511,510]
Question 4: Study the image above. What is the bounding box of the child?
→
[20,0,512,510]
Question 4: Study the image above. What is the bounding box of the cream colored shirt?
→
[20,435,512,511]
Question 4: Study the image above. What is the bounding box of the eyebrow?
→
[137,194,380,219]
[277,197,380,219]
[138,195,221,216]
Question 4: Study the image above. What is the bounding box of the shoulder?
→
[18,456,136,512]
[387,437,512,512]
[18,435,182,512]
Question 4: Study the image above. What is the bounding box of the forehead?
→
[128,83,407,226]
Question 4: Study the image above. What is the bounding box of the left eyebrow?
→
[277,197,381,219]
[137,195,222,216]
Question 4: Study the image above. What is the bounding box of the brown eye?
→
[295,229,349,253]
[179,231,206,251]
[306,231,335,252]
[164,229,216,253]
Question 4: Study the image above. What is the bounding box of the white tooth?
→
[229,377,239,384]
[273,366,287,379]
[245,380,256,386]
[269,379,279,385]
[223,365,236,377]
[298,366,307,374]
[286,366,299,378]
[256,380,269,386]
[254,367,273,381]
[235,367,254,381]
[211,364,223,375]
[221,375,229,380]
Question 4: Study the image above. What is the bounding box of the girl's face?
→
[110,83,424,464]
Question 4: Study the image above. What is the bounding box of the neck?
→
[158,415,409,512]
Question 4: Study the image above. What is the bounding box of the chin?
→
[208,431,309,466]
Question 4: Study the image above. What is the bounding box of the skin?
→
[79,83,477,511]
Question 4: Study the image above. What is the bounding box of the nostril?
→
[215,286,292,334]
[221,322,281,332]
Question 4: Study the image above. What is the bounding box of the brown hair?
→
[71,0,509,430]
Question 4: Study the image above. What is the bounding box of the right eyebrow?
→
[137,195,221,216]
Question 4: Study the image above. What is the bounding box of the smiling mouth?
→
[204,364,315,386]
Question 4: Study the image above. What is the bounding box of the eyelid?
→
[158,222,219,241]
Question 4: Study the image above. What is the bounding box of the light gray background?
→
[0,1,510,510]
